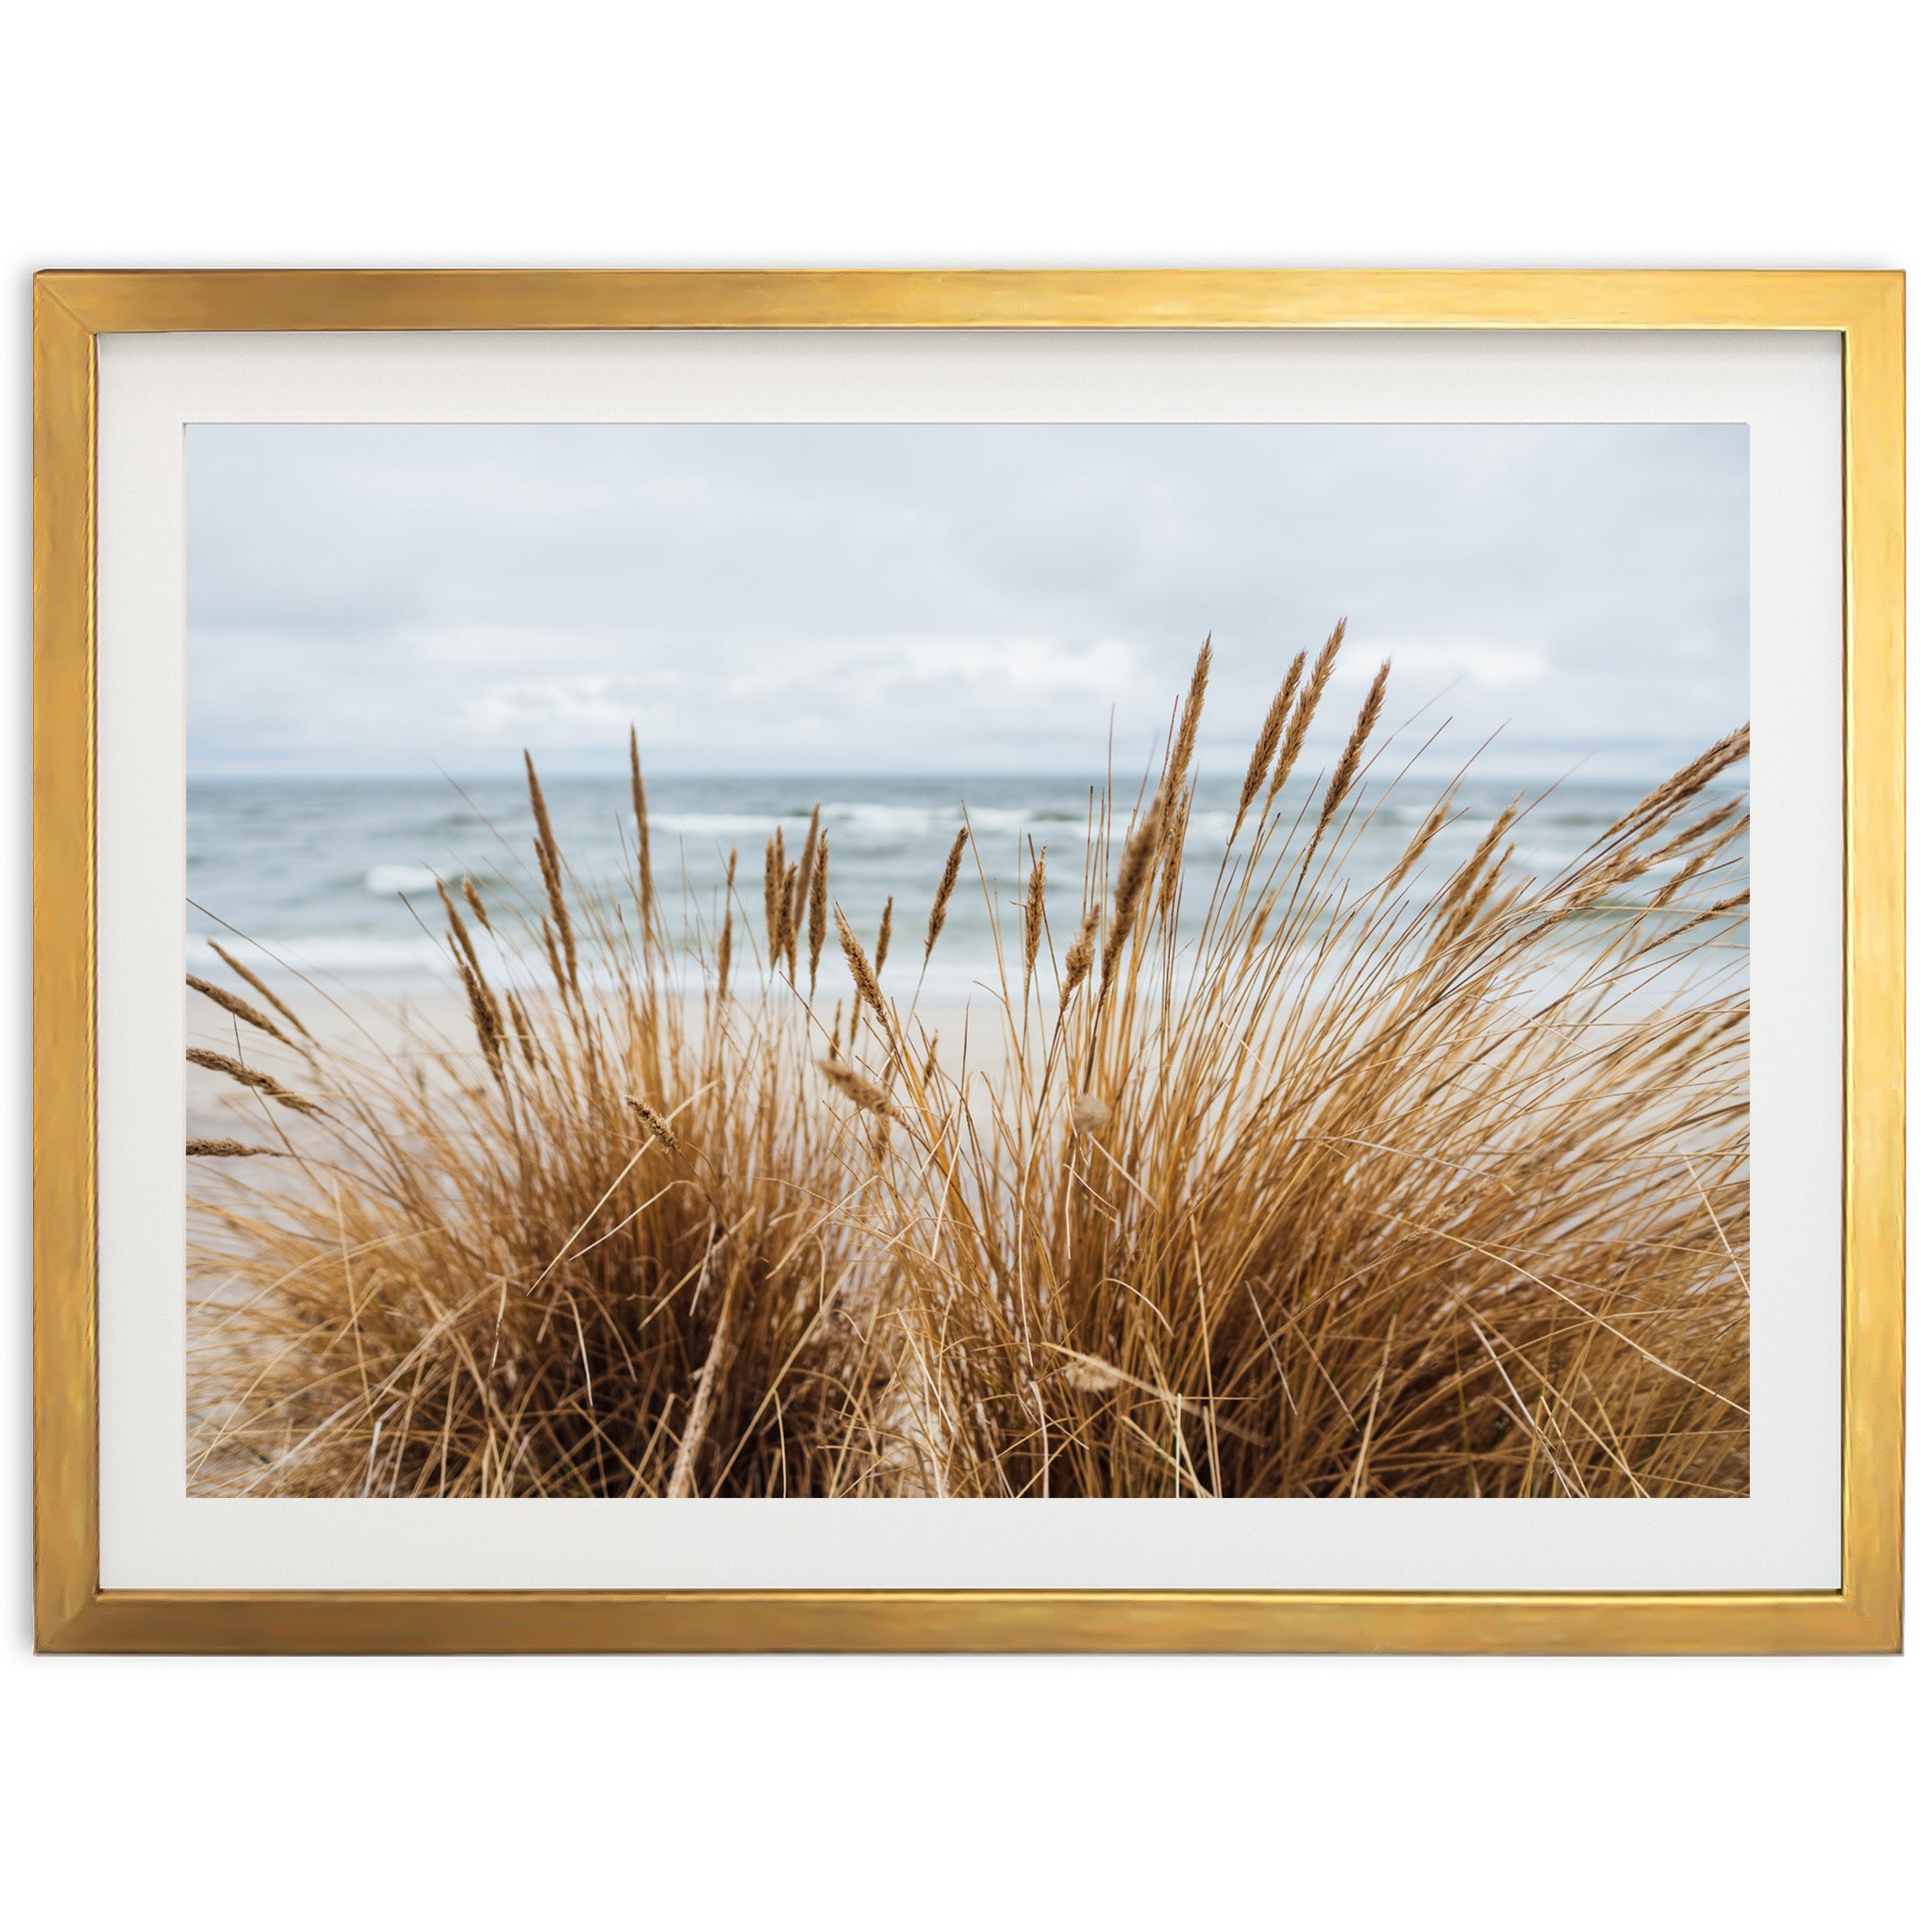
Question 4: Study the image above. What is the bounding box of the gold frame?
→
[33,270,1905,1654]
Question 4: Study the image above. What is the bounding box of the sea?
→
[187,766,1747,1010]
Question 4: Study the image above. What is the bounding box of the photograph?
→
[9,9,1921,1915]
[183,418,1752,1503]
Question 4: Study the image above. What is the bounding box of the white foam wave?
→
[655,811,795,838]
[819,802,960,838]
[362,863,441,896]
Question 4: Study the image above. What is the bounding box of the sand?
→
[187,981,1013,1148]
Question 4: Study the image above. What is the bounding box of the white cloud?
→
[887,635,1145,695]
[1347,639,1551,691]
[711,634,1149,702]
[455,675,675,746]
[187,423,1748,776]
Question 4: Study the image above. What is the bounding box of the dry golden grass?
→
[190,632,1749,1499]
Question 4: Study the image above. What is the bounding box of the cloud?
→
[879,636,1144,695]
[1345,639,1550,691]
[705,635,1151,708]
[454,675,676,746]
[187,423,1748,776]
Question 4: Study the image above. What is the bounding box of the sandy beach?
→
[188,981,1008,1148]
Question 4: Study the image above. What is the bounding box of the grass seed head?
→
[1059,905,1101,1010]
[792,806,822,930]
[208,943,311,1041]
[1271,618,1346,803]
[1316,658,1389,838]
[629,726,655,927]
[778,861,800,979]
[525,751,578,993]
[808,834,829,992]
[1100,791,1165,994]
[1167,636,1212,788]
[1063,1355,1125,1394]
[624,1093,681,1156]
[924,825,970,961]
[717,848,738,992]
[1022,850,1047,990]
[186,1047,325,1116]
[816,1056,899,1123]
[835,903,891,1024]
[186,974,296,1050]
[1235,652,1305,832]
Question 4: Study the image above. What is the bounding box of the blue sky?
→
[187,422,1748,781]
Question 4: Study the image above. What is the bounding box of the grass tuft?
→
[191,633,1749,1499]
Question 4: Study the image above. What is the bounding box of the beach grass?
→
[188,630,1750,1499]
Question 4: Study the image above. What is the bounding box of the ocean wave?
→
[658,802,1049,841]
[190,929,557,990]
[654,811,799,839]
[192,933,459,979]
[363,863,442,896]
[821,802,962,837]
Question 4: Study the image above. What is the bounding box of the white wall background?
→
[3,4,1921,1925]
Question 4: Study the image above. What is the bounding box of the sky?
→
[186,422,1748,782]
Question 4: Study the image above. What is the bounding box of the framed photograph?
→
[33,270,1903,1653]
